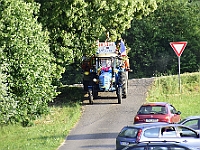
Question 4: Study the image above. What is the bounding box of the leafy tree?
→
[35,0,158,84]
[0,51,17,124]
[0,0,58,126]
[124,0,200,77]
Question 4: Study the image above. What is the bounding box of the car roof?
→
[131,141,189,145]
[125,122,169,129]
[125,141,195,148]
[141,102,169,106]
[183,115,200,120]
[126,122,197,130]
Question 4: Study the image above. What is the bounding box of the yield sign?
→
[170,41,187,57]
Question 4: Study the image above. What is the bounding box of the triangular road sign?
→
[170,41,187,57]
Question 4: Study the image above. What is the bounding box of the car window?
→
[169,105,177,114]
[137,106,152,114]
[181,119,199,130]
[127,146,189,150]
[176,126,198,138]
[127,146,167,150]
[132,147,168,150]
[170,148,189,150]
[178,119,187,124]
[150,147,168,150]
[138,106,167,114]
[161,126,177,137]
[127,148,146,150]
[119,128,138,138]
[149,146,187,150]
[144,128,159,137]
[159,107,167,114]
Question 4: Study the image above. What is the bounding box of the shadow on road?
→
[82,95,121,105]
[81,144,115,149]
[67,132,118,140]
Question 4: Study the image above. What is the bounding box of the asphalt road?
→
[58,78,154,150]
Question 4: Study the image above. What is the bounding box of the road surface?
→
[58,78,154,150]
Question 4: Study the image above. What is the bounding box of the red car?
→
[134,102,181,124]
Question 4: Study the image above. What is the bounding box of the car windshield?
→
[137,105,167,114]
[118,128,138,138]
[178,118,187,124]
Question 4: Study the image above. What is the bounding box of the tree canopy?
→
[0,0,57,126]
[124,0,200,77]
[35,0,158,84]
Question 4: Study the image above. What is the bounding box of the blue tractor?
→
[82,42,129,104]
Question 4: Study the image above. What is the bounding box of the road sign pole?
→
[178,56,181,93]
[170,41,187,94]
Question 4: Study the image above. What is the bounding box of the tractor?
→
[81,41,129,104]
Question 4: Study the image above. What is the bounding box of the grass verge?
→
[147,72,200,119]
[0,86,83,150]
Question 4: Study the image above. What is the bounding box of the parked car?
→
[134,102,181,124]
[116,123,200,150]
[178,116,200,132]
[122,141,198,150]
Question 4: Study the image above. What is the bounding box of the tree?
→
[0,51,17,124]
[35,0,158,84]
[124,0,200,77]
[0,0,58,126]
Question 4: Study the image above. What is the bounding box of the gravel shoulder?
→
[58,78,154,150]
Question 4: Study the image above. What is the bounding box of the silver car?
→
[116,123,200,150]
[178,116,200,133]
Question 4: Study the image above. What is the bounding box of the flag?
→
[120,39,126,56]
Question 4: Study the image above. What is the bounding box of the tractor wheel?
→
[117,87,122,104]
[93,91,98,99]
[123,78,128,98]
[118,72,125,85]
[118,72,127,98]
[88,89,93,104]
[83,80,89,91]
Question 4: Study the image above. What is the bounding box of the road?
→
[58,78,154,150]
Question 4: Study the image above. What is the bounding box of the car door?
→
[169,105,180,123]
[175,126,200,147]
[158,125,200,148]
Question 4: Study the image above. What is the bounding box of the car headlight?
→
[84,71,90,75]
[93,78,97,82]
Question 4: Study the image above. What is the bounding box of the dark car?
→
[122,141,198,150]
[134,102,181,124]
[116,123,200,150]
[178,116,200,132]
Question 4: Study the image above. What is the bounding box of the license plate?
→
[146,119,158,122]
[120,141,129,146]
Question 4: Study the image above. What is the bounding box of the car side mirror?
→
[176,111,181,115]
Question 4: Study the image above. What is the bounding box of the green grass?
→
[147,72,200,119]
[0,72,199,150]
[0,86,83,150]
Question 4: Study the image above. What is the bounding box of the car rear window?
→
[137,105,167,114]
[118,127,138,138]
